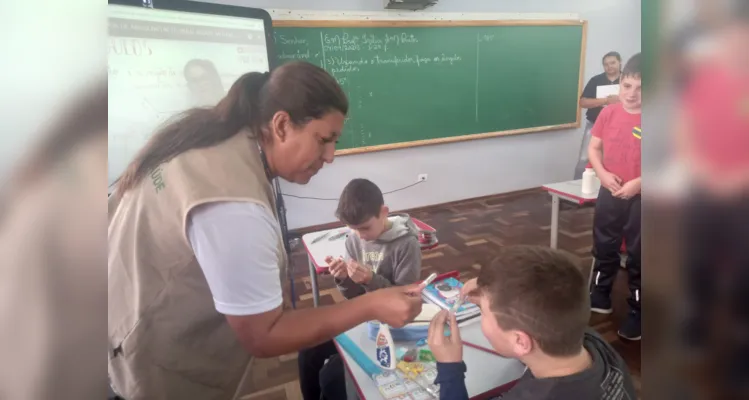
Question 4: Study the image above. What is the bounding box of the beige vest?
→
[108,131,287,400]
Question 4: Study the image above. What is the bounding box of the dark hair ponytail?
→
[217,71,270,135]
[114,61,348,200]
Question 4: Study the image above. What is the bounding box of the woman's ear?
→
[270,111,292,143]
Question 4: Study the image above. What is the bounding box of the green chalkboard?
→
[273,21,586,154]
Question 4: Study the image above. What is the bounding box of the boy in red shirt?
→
[587,53,642,340]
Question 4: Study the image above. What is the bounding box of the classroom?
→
[106,0,648,399]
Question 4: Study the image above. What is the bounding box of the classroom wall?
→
[200,0,642,229]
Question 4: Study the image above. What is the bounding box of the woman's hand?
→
[428,310,463,363]
[325,256,348,280]
[368,284,423,328]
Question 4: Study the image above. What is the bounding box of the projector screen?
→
[108,1,274,186]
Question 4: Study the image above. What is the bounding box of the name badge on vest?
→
[632,126,641,140]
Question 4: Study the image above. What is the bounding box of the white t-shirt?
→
[187,201,283,316]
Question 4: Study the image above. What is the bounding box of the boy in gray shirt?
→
[328,178,422,298]
[298,178,422,400]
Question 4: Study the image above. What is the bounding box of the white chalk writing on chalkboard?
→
[320,32,420,53]
[370,53,463,67]
[277,35,307,45]
[332,65,359,74]
[278,48,311,60]
[475,34,481,122]
[329,57,368,67]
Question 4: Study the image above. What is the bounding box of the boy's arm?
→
[587,109,607,176]
[336,237,366,299]
[364,238,421,291]
[588,135,606,176]
[587,109,623,192]
[435,362,470,400]
[335,277,365,299]
[430,311,469,400]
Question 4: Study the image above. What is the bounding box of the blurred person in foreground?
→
[0,81,107,399]
[588,53,643,341]
[676,2,749,394]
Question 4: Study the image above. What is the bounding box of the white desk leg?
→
[550,194,560,249]
[308,256,320,308]
[344,365,358,400]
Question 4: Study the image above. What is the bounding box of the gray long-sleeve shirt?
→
[335,215,422,299]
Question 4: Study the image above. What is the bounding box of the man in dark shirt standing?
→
[575,51,622,179]
[428,246,636,400]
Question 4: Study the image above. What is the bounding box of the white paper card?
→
[596,84,620,99]
[375,371,399,386]
[378,381,407,399]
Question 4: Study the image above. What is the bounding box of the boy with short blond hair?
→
[428,246,636,400]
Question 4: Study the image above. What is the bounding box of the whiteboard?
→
[108,2,273,185]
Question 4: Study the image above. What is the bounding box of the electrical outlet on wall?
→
[417,174,428,182]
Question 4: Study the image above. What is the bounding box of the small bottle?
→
[582,168,598,194]
[375,323,396,370]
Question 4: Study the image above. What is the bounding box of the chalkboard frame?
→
[274,19,588,156]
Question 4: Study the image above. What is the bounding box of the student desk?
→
[541,179,597,249]
[335,320,525,400]
[301,217,437,307]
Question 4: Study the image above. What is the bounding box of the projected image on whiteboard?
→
[108,5,270,185]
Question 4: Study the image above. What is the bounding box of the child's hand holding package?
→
[460,278,480,305]
[325,256,348,280]
[427,310,463,363]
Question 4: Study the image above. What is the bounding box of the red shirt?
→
[591,103,642,183]
[683,63,749,173]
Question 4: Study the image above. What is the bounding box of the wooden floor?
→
[243,188,641,399]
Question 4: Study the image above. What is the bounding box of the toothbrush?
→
[449,296,465,315]
[420,272,438,289]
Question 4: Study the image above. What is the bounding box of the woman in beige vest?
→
[108,61,423,400]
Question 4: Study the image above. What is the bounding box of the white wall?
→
[200,0,641,229]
